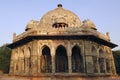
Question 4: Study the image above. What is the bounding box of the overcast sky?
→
[0,0,119,50]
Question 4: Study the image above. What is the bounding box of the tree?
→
[113,50,120,75]
[0,44,11,73]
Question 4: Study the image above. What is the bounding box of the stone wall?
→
[9,39,116,76]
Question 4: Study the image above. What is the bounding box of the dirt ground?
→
[0,74,120,80]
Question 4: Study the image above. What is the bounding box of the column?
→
[31,55,38,74]
[52,55,55,73]
[38,55,41,73]
[51,46,55,73]
[14,60,17,73]
[81,45,86,73]
[24,57,30,73]
[27,58,30,73]
[104,59,107,73]
[9,51,14,74]
[67,42,72,73]
[18,58,21,74]
[31,41,38,75]
[111,58,116,74]
[21,58,25,74]
[9,59,14,74]
[96,57,100,73]
[38,45,42,73]
[68,56,72,73]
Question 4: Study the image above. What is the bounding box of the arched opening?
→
[91,46,98,73]
[99,49,105,73]
[52,23,68,28]
[55,45,68,72]
[41,46,51,73]
[92,46,96,55]
[72,45,83,73]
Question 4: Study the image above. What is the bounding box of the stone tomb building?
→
[8,4,118,79]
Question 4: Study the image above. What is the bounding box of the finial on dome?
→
[58,4,62,7]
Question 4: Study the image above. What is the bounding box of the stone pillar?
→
[38,44,42,73]
[67,41,72,73]
[104,59,107,73]
[81,45,86,73]
[18,57,24,75]
[31,40,38,75]
[9,50,14,74]
[21,58,25,74]
[38,56,41,73]
[31,55,38,75]
[51,46,55,73]
[9,59,14,74]
[25,58,30,74]
[18,58,21,74]
[52,55,55,73]
[109,59,112,73]
[24,58,27,73]
[68,56,72,73]
[14,60,18,73]
[27,58,30,73]
[97,57,100,73]
[111,57,116,74]
[84,40,94,73]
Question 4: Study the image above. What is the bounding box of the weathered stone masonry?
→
[8,4,117,78]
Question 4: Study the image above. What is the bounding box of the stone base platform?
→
[0,74,119,80]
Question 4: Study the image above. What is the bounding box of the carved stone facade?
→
[8,4,117,79]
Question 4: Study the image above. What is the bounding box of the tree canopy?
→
[113,50,120,75]
[0,44,11,73]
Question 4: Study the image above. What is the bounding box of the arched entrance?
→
[72,45,83,73]
[41,46,51,73]
[55,45,68,72]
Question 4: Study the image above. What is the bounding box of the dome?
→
[25,20,39,31]
[39,4,81,28]
[82,19,97,30]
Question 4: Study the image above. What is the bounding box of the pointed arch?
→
[26,47,31,58]
[91,46,97,55]
[55,45,68,72]
[14,50,18,60]
[20,49,24,58]
[99,48,104,57]
[72,45,83,73]
[41,45,52,73]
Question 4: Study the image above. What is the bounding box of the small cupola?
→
[82,19,97,30]
[25,20,39,31]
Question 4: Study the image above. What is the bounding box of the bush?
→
[113,50,120,75]
[0,44,11,73]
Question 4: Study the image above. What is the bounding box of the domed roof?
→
[82,19,97,30]
[39,4,81,28]
[25,20,39,31]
